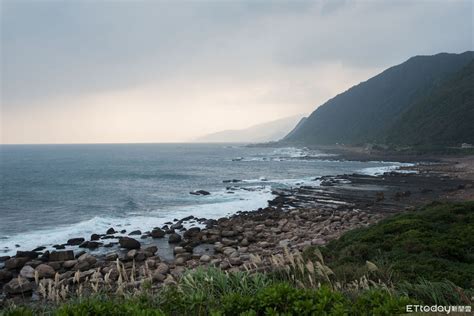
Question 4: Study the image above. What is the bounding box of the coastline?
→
[1,154,473,304]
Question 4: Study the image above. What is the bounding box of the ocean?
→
[0,144,408,256]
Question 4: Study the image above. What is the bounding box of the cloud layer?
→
[1,0,472,143]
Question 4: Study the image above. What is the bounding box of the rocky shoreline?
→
[1,160,472,305]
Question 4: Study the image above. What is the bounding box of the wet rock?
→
[144,246,158,255]
[16,251,39,259]
[53,244,66,249]
[151,228,166,238]
[3,277,34,295]
[106,228,116,234]
[168,233,182,243]
[0,256,11,262]
[183,227,201,238]
[49,250,74,262]
[90,234,101,241]
[35,264,56,278]
[19,265,35,279]
[67,238,85,246]
[190,190,211,196]
[119,237,141,249]
[32,246,46,252]
[4,257,29,270]
[129,230,142,236]
[170,223,183,230]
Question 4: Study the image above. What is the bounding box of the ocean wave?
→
[0,186,274,256]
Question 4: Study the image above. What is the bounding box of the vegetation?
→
[307,201,474,289]
[2,202,473,315]
[386,60,474,146]
[282,51,474,147]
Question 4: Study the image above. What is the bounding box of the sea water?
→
[0,143,410,255]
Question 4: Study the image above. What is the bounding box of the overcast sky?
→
[1,0,472,144]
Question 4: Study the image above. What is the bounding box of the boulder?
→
[168,233,182,243]
[78,253,97,265]
[200,255,211,263]
[35,264,56,278]
[0,270,13,282]
[129,230,142,236]
[221,230,236,237]
[155,263,169,275]
[90,234,101,241]
[170,223,183,230]
[3,277,34,295]
[19,265,35,279]
[144,246,158,255]
[4,257,29,270]
[63,260,78,269]
[190,190,211,196]
[16,251,39,259]
[151,228,166,238]
[183,227,201,238]
[106,227,116,234]
[67,238,85,246]
[119,237,141,249]
[105,252,118,261]
[49,250,74,262]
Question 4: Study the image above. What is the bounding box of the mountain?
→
[385,60,474,146]
[195,115,304,143]
[282,51,474,146]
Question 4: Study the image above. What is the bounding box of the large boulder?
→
[119,237,141,249]
[151,228,165,238]
[19,265,35,279]
[90,234,101,241]
[16,251,39,259]
[67,238,85,246]
[4,257,29,270]
[35,264,56,278]
[3,277,34,295]
[183,227,201,239]
[168,233,182,243]
[49,250,74,262]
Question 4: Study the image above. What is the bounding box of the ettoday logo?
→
[406,305,472,314]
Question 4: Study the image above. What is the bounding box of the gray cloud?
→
[1,0,472,143]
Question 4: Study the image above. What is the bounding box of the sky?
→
[1,0,473,144]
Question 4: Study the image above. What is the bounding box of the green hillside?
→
[283,52,474,146]
[386,60,474,146]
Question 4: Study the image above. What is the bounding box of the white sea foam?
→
[0,186,274,256]
[232,147,336,162]
[357,162,417,176]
